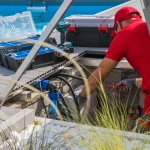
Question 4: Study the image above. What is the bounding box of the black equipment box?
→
[65,15,114,47]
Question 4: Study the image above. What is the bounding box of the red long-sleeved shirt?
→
[106,19,150,113]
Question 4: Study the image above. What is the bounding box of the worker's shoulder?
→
[117,28,130,37]
[126,20,147,32]
[119,21,147,36]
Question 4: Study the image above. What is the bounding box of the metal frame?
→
[0,0,74,106]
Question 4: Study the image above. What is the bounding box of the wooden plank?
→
[20,77,34,83]
[21,71,41,79]
[14,85,20,89]
[0,84,7,94]
[0,80,9,85]
[0,67,15,76]
[33,65,56,72]
[0,76,13,85]
[33,67,53,72]
[0,88,5,92]
[0,83,8,88]
[0,51,82,96]
[19,77,32,85]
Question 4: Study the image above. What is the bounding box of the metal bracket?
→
[0,0,74,106]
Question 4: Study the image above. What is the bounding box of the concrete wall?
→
[95,0,146,21]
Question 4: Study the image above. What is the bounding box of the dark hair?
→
[129,12,140,17]
[114,23,118,32]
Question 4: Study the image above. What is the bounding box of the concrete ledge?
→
[0,107,35,141]
[79,57,133,69]
[36,117,150,143]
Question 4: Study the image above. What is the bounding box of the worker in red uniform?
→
[78,6,150,133]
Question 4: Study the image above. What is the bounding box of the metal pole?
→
[28,0,33,7]
[0,0,74,106]
[141,0,150,33]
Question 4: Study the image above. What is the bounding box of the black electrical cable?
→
[53,76,81,120]
[59,92,73,120]
[53,73,84,81]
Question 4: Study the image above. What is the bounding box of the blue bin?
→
[11,47,54,59]
[48,92,60,114]
[28,35,40,40]
[6,46,55,71]
[34,80,49,91]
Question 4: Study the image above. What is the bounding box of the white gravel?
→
[0,120,150,150]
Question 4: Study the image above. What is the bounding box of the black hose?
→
[59,92,73,120]
[53,73,84,81]
[54,76,81,120]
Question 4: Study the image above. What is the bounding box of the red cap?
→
[111,6,142,36]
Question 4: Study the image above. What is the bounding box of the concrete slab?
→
[0,107,35,143]
[0,107,21,123]
[13,91,32,102]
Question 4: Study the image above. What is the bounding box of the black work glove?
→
[116,78,137,88]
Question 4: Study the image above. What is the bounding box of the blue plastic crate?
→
[0,40,32,54]
[11,47,54,59]
[6,46,56,71]
[0,42,18,48]
[28,35,40,40]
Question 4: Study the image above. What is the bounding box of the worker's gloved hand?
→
[76,92,87,115]
[77,93,87,104]
[116,78,137,88]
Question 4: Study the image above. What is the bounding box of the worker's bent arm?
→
[80,58,118,97]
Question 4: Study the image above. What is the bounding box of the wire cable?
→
[59,92,73,120]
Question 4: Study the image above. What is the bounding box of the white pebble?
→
[130,140,144,149]
[1,120,148,150]
[0,139,14,150]
[34,125,41,131]
[14,142,23,150]
[72,147,81,150]
[26,124,34,132]
[22,138,29,145]
[115,138,130,150]
[9,131,21,142]
[20,130,31,139]
[144,144,150,150]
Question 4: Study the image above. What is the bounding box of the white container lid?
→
[0,11,37,42]
[65,15,114,28]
